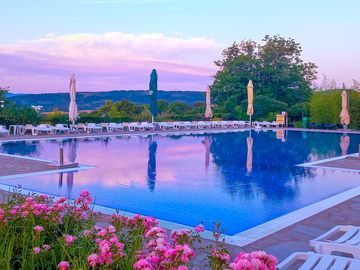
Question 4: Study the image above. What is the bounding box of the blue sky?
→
[1,0,360,92]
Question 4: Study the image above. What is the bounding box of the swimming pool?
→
[1,130,359,235]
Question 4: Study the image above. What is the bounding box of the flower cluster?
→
[0,189,278,270]
[229,251,278,270]
[133,226,197,270]
[87,225,125,267]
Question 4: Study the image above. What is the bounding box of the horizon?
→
[2,0,360,93]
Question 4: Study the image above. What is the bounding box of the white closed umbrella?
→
[69,73,78,126]
[339,90,350,127]
[205,85,213,118]
[247,80,254,125]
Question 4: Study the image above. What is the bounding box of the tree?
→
[212,35,317,120]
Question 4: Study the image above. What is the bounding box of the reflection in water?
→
[210,131,319,201]
[147,137,157,192]
[246,134,253,175]
[66,138,78,196]
[202,136,211,168]
[1,131,360,235]
[340,135,350,155]
[1,141,41,156]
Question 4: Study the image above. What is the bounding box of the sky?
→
[1,0,359,93]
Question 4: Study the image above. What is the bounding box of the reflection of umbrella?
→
[340,135,350,156]
[205,86,213,118]
[58,173,63,187]
[69,73,78,126]
[203,136,211,168]
[340,90,350,127]
[149,69,158,122]
[246,136,253,175]
[147,137,157,192]
[68,138,77,163]
[67,139,77,196]
[247,80,254,124]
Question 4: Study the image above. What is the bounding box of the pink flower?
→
[80,189,90,197]
[83,230,92,236]
[133,259,154,270]
[10,209,17,215]
[58,261,70,270]
[177,266,189,270]
[195,224,205,233]
[42,244,51,251]
[88,253,98,267]
[33,247,41,254]
[34,225,44,232]
[64,234,77,246]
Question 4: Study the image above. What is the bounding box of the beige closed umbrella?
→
[340,90,350,127]
[247,80,254,124]
[246,136,253,175]
[205,85,213,118]
[69,73,78,126]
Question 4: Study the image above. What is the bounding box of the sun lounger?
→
[126,122,142,131]
[310,225,360,259]
[277,251,360,270]
[140,122,155,130]
[253,122,262,129]
[84,123,102,133]
[54,124,70,134]
[0,125,10,136]
[197,121,211,129]
[157,122,176,130]
[108,123,124,132]
[32,124,55,135]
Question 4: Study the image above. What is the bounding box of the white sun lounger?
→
[158,122,176,130]
[0,125,10,136]
[85,123,102,133]
[310,225,360,259]
[32,124,55,135]
[197,121,211,129]
[107,123,124,132]
[278,251,360,270]
[140,122,155,130]
[54,124,70,134]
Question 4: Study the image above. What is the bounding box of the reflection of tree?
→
[209,131,317,202]
[1,141,41,156]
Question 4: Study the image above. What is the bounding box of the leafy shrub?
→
[0,189,278,270]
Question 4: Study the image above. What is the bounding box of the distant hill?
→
[5,92,23,98]
[8,90,205,112]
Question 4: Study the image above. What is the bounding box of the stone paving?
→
[0,155,55,177]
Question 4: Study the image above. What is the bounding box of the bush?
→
[310,89,360,128]
[0,189,277,270]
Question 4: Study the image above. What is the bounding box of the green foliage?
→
[310,89,360,128]
[212,35,317,120]
[42,109,69,125]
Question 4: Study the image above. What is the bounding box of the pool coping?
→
[296,153,360,172]
[0,130,360,246]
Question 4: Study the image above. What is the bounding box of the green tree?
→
[212,35,317,120]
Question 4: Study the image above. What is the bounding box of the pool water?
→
[1,130,360,235]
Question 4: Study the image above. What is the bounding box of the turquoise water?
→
[0,130,359,235]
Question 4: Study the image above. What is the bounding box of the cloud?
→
[0,32,221,92]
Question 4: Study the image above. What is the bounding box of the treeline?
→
[31,100,207,125]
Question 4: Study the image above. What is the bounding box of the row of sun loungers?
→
[0,120,281,136]
[278,225,360,269]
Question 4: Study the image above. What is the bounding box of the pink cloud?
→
[0,32,221,93]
